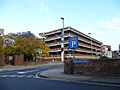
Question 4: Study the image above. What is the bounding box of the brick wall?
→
[64,60,74,74]
[15,54,24,65]
[64,59,120,77]
[0,55,5,66]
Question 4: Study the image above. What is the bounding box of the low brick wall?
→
[0,55,6,66]
[0,54,24,66]
[15,54,24,65]
[64,60,74,74]
[64,59,120,77]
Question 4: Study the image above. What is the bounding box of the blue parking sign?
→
[69,36,78,49]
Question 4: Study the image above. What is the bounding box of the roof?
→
[39,26,103,44]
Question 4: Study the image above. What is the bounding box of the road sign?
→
[72,60,89,63]
[35,49,42,54]
[38,49,42,54]
[69,36,78,49]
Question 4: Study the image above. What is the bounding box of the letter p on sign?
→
[72,41,76,47]
[69,36,78,49]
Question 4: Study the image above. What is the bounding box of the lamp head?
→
[61,17,64,20]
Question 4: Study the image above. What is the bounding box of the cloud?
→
[26,0,49,13]
[76,17,120,50]
[38,0,48,13]
[97,17,120,50]
[99,17,120,33]
[43,19,62,31]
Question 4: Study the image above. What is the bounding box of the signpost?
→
[38,49,42,54]
[68,36,78,59]
[69,36,78,49]
[34,49,42,65]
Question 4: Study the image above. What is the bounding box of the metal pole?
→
[39,32,45,63]
[42,33,45,63]
[96,48,97,59]
[91,38,93,56]
[88,33,92,56]
[34,52,37,65]
[42,33,45,42]
[61,17,64,62]
[73,49,75,59]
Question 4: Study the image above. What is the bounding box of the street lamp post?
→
[88,33,93,56]
[96,48,98,59]
[39,33,45,42]
[39,32,45,63]
[61,17,64,62]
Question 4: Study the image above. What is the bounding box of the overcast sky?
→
[0,0,120,50]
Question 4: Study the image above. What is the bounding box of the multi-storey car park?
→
[39,26,103,61]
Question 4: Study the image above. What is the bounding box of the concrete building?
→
[119,44,120,53]
[112,44,120,59]
[40,26,103,61]
[0,28,4,36]
[112,50,120,59]
[102,45,112,58]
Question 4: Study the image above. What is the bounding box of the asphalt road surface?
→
[0,64,119,90]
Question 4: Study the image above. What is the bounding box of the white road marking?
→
[0,75,9,77]
[25,75,34,78]
[17,75,26,77]
[17,70,39,74]
[17,72,25,74]
[35,72,40,78]
[0,74,35,78]
[9,75,17,77]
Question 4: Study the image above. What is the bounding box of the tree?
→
[1,32,50,61]
[2,34,18,55]
[13,33,50,61]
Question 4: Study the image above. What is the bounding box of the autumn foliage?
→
[0,32,50,61]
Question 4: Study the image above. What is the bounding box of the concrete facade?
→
[102,45,112,58]
[0,29,4,36]
[40,26,103,61]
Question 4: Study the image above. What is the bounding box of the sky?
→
[0,0,120,50]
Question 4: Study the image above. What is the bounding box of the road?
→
[0,64,119,90]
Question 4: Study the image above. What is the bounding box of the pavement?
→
[0,62,62,72]
[38,68,120,86]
